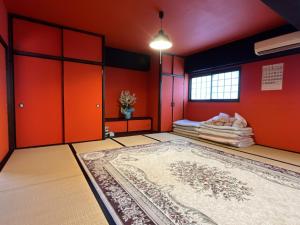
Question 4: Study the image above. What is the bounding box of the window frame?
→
[188,67,241,102]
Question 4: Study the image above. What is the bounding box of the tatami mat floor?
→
[73,138,122,154]
[113,135,158,146]
[0,145,109,225]
[1,133,299,225]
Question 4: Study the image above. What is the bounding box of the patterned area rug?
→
[79,140,300,225]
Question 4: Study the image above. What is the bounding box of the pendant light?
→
[149,11,173,50]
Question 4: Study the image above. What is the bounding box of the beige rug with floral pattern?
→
[79,140,300,225]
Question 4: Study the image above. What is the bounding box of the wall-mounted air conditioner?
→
[254,31,300,56]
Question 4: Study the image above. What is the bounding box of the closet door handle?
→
[19,103,24,108]
[96,104,100,108]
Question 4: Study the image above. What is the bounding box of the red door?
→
[173,77,184,122]
[63,29,102,62]
[13,19,62,56]
[14,56,63,148]
[161,75,173,131]
[64,62,102,143]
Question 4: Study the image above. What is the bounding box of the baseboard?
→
[111,130,154,138]
[0,149,14,172]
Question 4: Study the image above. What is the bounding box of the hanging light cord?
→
[159,11,164,31]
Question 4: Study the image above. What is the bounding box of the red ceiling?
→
[4,0,285,55]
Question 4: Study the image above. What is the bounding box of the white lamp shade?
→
[149,30,173,50]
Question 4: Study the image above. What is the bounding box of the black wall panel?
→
[185,25,299,73]
[106,47,150,71]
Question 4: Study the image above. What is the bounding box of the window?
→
[190,69,240,101]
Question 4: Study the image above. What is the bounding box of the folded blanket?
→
[200,123,253,132]
[173,127,198,135]
[173,119,202,128]
[198,134,254,148]
[173,124,198,131]
[173,128,199,138]
[197,127,253,137]
[197,128,250,139]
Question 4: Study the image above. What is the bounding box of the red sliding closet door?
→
[173,77,184,121]
[64,62,102,143]
[13,19,61,56]
[161,75,173,131]
[14,56,63,148]
[63,30,102,62]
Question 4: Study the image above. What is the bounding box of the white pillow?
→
[207,112,230,121]
[234,113,247,127]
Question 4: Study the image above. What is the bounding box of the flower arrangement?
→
[119,90,136,119]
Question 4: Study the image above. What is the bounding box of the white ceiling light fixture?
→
[149,11,173,50]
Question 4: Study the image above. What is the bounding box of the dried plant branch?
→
[119,90,136,108]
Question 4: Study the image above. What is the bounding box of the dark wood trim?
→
[0,35,8,49]
[110,138,126,146]
[14,50,61,61]
[7,15,16,152]
[189,66,242,78]
[188,99,240,103]
[14,142,65,150]
[14,137,105,149]
[11,14,104,38]
[105,117,152,122]
[0,150,14,171]
[14,50,103,65]
[142,134,162,142]
[158,53,162,132]
[112,131,154,138]
[63,57,102,65]
[188,66,241,102]
[66,138,102,145]
[68,144,117,225]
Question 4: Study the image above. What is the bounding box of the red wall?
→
[186,54,300,152]
[0,0,8,161]
[105,67,150,118]
[105,57,160,132]
[147,54,159,131]
[0,0,7,43]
